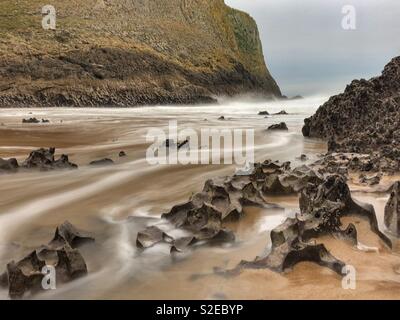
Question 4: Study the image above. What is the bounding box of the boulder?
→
[1,222,92,299]
[0,158,19,173]
[267,122,288,131]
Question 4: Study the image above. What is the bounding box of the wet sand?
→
[0,97,399,300]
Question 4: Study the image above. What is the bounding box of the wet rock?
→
[262,174,295,195]
[22,148,77,171]
[89,158,114,166]
[41,119,50,123]
[136,226,174,249]
[1,222,93,299]
[258,111,269,116]
[384,181,400,236]
[267,122,288,131]
[0,158,19,173]
[119,151,126,157]
[22,117,40,124]
[227,174,390,277]
[298,175,391,248]
[218,116,225,121]
[49,221,94,249]
[273,110,289,115]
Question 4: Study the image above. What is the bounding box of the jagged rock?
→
[302,56,400,170]
[6,251,45,299]
[55,246,88,282]
[298,175,391,248]
[226,174,390,277]
[49,221,94,249]
[385,181,400,236]
[89,158,114,166]
[262,174,295,195]
[41,119,50,123]
[0,158,19,173]
[136,226,174,249]
[267,122,288,131]
[119,151,126,157]
[1,222,93,299]
[162,139,189,150]
[22,148,78,171]
[258,111,269,116]
[22,117,40,124]
[233,217,346,275]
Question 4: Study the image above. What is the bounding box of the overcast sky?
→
[225,0,400,97]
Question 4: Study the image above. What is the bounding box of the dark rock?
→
[136,226,173,249]
[119,151,127,157]
[22,148,77,171]
[258,111,269,116]
[0,158,19,173]
[49,221,94,249]
[218,116,225,121]
[1,222,93,299]
[273,110,289,115]
[384,181,400,236]
[41,119,50,123]
[22,117,40,124]
[89,158,114,166]
[302,56,400,169]
[267,122,288,131]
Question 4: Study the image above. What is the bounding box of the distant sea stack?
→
[303,56,400,159]
[0,0,281,107]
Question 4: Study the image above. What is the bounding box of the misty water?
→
[0,96,398,299]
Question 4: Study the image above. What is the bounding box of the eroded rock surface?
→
[1,221,93,299]
[22,148,78,171]
[303,56,400,170]
[136,160,326,254]
[228,175,390,276]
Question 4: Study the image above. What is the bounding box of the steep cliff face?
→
[0,0,281,107]
[303,56,400,159]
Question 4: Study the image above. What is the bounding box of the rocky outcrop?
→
[0,221,94,299]
[385,182,400,236]
[229,175,391,276]
[22,148,77,171]
[303,57,400,163]
[267,122,288,131]
[136,160,329,254]
[0,0,281,107]
[1,148,77,174]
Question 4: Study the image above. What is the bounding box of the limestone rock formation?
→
[0,0,281,107]
[231,175,390,276]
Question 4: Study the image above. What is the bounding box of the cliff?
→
[302,56,400,159]
[0,0,281,107]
